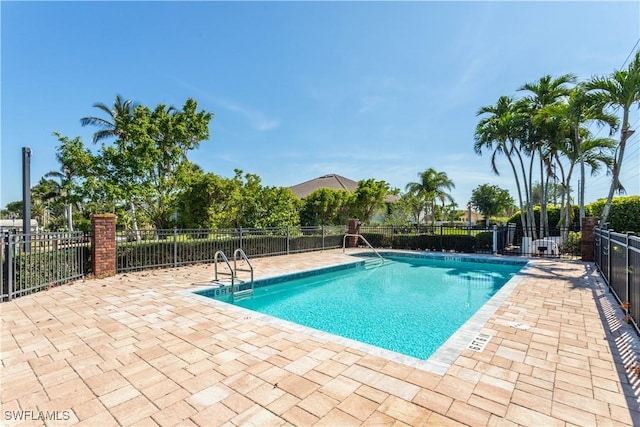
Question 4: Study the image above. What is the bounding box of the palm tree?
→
[539,84,618,226]
[81,95,141,237]
[80,95,135,143]
[475,96,532,236]
[405,168,455,225]
[31,177,61,230]
[518,73,577,237]
[44,166,75,231]
[586,51,640,225]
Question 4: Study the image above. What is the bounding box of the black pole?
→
[22,147,32,252]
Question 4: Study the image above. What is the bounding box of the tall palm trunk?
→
[505,140,528,236]
[130,201,141,241]
[576,125,586,226]
[527,152,538,239]
[67,203,73,232]
[601,110,631,225]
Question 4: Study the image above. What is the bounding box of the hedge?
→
[587,196,640,233]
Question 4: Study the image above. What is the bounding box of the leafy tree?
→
[44,133,95,231]
[300,188,353,226]
[175,169,300,229]
[256,186,301,228]
[77,97,213,229]
[470,184,515,227]
[586,51,640,224]
[351,179,390,225]
[405,168,455,225]
[2,201,22,218]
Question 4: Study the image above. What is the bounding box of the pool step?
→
[363,258,383,270]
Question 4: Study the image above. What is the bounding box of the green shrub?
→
[564,231,581,255]
[12,247,90,294]
[474,231,493,252]
[587,196,640,233]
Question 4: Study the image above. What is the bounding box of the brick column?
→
[92,214,117,278]
[581,217,597,262]
[348,219,360,247]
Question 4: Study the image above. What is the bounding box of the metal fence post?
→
[173,228,178,268]
[322,225,325,250]
[239,227,243,250]
[492,225,498,254]
[607,229,612,290]
[287,226,290,255]
[627,232,634,304]
[5,232,14,301]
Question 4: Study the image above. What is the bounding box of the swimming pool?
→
[195,252,526,361]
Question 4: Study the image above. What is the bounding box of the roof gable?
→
[289,174,357,199]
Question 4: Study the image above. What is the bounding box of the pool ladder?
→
[342,234,384,267]
[214,249,254,299]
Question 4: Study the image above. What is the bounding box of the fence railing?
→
[1,231,90,301]
[358,224,581,258]
[594,228,640,335]
[116,226,347,273]
[2,223,581,302]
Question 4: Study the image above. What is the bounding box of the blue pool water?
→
[197,254,525,360]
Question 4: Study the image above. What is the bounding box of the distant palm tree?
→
[31,177,61,230]
[405,168,455,225]
[80,94,135,144]
[44,166,75,231]
[586,51,640,225]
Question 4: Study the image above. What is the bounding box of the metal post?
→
[627,232,634,304]
[173,228,178,268]
[5,232,14,301]
[607,229,612,291]
[467,202,471,237]
[286,226,290,255]
[322,225,325,250]
[22,147,32,252]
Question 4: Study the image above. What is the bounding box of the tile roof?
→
[289,174,399,203]
[289,174,358,198]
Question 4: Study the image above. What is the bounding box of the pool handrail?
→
[233,248,254,297]
[342,233,384,264]
[213,250,234,288]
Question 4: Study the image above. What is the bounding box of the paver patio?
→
[1,250,639,426]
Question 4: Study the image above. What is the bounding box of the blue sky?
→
[2,1,639,211]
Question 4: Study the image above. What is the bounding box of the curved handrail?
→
[214,250,234,288]
[342,233,383,263]
[233,248,254,286]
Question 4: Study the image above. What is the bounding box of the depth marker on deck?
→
[467,333,491,352]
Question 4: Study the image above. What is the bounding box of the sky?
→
[1,1,639,212]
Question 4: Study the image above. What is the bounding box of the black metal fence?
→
[359,224,581,258]
[595,228,640,335]
[115,226,347,272]
[1,231,90,301]
[2,223,581,302]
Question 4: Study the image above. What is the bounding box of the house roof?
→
[289,174,357,198]
[289,174,399,203]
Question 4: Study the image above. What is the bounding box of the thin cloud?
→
[218,99,280,131]
[171,77,280,131]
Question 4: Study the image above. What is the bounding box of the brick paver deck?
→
[1,250,639,426]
